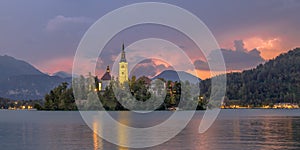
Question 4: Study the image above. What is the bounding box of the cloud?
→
[129,59,172,78]
[234,40,246,52]
[243,37,284,59]
[194,59,209,70]
[248,48,261,57]
[46,15,93,31]
[194,40,265,71]
[219,48,264,70]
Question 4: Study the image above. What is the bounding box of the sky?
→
[0,0,299,79]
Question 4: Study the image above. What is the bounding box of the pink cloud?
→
[243,37,285,59]
[46,15,93,31]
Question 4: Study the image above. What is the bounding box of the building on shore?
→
[99,66,112,91]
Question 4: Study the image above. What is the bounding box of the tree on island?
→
[44,82,77,110]
[42,74,207,111]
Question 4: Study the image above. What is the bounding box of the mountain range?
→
[152,70,200,83]
[1,47,299,102]
[0,55,199,100]
[52,71,73,79]
[0,55,44,81]
[0,55,70,100]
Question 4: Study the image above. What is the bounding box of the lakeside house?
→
[221,102,300,109]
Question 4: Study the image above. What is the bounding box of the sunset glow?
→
[37,57,74,74]
[243,37,283,59]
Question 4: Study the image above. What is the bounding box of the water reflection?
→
[93,121,102,150]
[91,112,131,150]
[195,115,300,150]
[89,111,300,150]
[233,119,240,141]
[117,112,130,150]
[260,116,295,149]
[0,110,300,150]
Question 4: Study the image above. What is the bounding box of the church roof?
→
[101,66,111,80]
[101,72,111,80]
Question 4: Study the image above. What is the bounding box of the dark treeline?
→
[200,48,300,107]
[42,75,205,111]
[42,82,77,110]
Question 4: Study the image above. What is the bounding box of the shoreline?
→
[1,108,300,111]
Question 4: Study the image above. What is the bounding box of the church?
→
[98,66,111,91]
[97,44,128,91]
[118,43,128,85]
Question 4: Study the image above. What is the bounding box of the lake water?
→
[0,109,300,150]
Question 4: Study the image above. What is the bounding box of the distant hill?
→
[0,55,71,100]
[200,48,300,106]
[152,70,201,83]
[53,71,72,78]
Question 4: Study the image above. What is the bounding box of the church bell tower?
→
[119,43,128,84]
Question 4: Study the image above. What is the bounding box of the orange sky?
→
[35,36,296,80]
[37,38,294,79]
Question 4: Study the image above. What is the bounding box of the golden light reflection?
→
[118,112,130,150]
[93,121,103,150]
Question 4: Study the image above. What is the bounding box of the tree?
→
[85,91,102,110]
[43,82,77,110]
[200,48,300,106]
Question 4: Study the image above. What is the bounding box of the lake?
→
[0,109,300,150]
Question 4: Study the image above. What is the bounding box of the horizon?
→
[1,46,298,80]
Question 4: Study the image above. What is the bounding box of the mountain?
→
[200,48,300,106]
[0,55,44,81]
[53,71,72,78]
[0,55,71,100]
[152,70,201,83]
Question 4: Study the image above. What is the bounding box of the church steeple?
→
[120,43,127,62]
[106,66,110,73]
[119,43,128,84]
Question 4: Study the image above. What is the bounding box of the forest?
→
[41,76,204,111]
[201,48,300,107]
